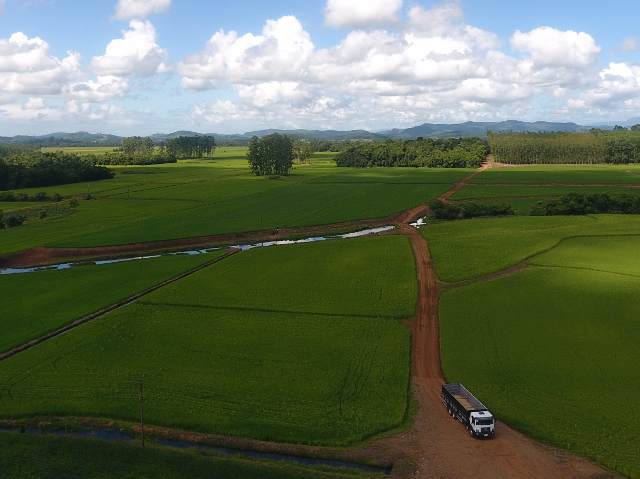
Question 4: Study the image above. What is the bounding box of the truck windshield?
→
[476,418,494,426]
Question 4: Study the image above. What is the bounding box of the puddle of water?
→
[0,428,390,475]
[0,226,395,275]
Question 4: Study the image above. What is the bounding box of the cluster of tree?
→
[82,151,176,166]
[163,135,217,159]
[0,210,27,228]
[530,193,640,216]
[428,199,514,220]
[334,138,487,168]
[0,191,48,202]
[122,136,154,155]
[0,152,114,190]
[0,144,39,159]
[292,140,314,164]
[488,128,640,164]
[247,134,294,176]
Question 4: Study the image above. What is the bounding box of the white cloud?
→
[324,0,403,29]
[618,37,638,53]
[179,16,314,91]
[91,20,168,77]
[0,32,83,98]
[511,27,601,68]
[113,0,171,20]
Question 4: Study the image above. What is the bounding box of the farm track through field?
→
[395,190,619,477]
[0,168,621,477]
[436,162,491,204]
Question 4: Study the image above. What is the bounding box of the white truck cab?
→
[469,410,495,437]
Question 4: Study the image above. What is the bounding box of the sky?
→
[1,0,640,136]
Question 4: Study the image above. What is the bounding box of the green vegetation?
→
[488,129,640,164]
[427,199,513,220]
[0,152,114,190]
[469,165,640,185]
[0,236,414,446]
[335,138,486,168]
[530,193,640,216]
[247,133,294,176]
[164,135,217,159]
[0,251,228,354]
[0,432,375,479]
[448,184,640,200]
[440,236,640,478]
[422,214,640,282]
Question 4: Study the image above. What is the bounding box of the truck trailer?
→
[441,383,495,438]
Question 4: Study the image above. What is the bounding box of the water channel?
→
[0,226,395,275]
[0,427,391,475]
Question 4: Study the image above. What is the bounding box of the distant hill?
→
[4,119,639,147]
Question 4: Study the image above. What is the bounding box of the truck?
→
[441,383,495,438]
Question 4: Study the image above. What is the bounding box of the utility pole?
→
[135,374,146,447]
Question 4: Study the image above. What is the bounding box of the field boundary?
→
[0,250,238,363]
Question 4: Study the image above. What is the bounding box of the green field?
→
[448,184,640,200]
[0,153,460,254]
[469,165,640,184]
[0,251,228,354]
[0,236,415,446]
[422,214,640,282]
[0,432,376,479]
[439,235,640,478]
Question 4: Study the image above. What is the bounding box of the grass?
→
[0,251,228,354]
[439,236,640,478]
[0,236,415,446]
[469,165,640,184]
[421,214,640,282]
[0,432,377,478]
[448,184,640,200]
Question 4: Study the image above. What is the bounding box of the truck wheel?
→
[468,428,474,437]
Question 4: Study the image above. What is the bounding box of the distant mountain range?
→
[2,119,638,147]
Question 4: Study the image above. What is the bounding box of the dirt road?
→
[399,221,617,478]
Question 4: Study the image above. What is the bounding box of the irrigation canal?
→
[0,225,396,275]
[0,428,391,475]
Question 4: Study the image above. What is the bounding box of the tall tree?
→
[247,134,294,176]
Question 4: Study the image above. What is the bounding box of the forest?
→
[488,128,640,164]
[334,138,487,168]
[0,152,114,190]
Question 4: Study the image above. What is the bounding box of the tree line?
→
[0,152,114,190]
[428,199,514,219]
[334,138,487,168]
[530,193,640,215]
[488,128,640,164]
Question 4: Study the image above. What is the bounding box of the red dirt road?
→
[399,222,617,478]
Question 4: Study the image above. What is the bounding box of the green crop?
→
[469,165,640,185]
[0,251,228,354]
[422,214,640,282]
[448,184,640,200]
[440,236,640,477]
[0,237,414,446]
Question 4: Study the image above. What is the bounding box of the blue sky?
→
[1,0,640,136]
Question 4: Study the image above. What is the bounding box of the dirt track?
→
[397,218,617,478]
